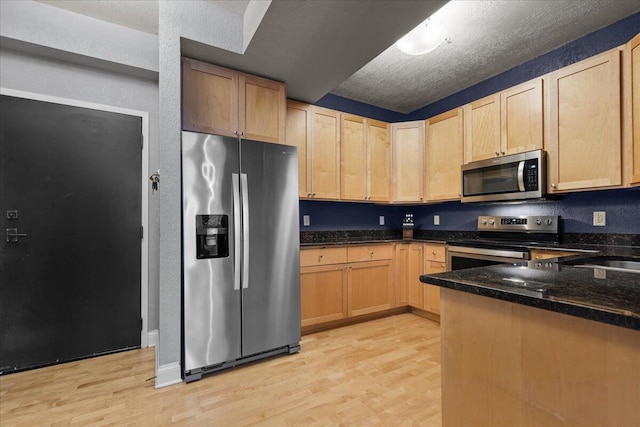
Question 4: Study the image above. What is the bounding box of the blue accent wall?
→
[302,13,640,235]
[314,93,406,123]
[300,188,640,234]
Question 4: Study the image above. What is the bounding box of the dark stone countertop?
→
[421,249,640,331]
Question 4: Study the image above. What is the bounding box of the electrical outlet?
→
[379,215,385,226]
[303,215,310,226]
[593,211,606,227]
[434,215,440,226]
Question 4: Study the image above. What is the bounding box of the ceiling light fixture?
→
[396,19,449,56]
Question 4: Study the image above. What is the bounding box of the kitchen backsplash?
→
[299,187,640,235]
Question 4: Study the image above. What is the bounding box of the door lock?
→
[6,228,28,243]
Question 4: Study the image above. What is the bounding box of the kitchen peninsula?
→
[422,254,640,426]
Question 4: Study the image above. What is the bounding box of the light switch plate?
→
[303,215,310,226]
[434,215,440,226]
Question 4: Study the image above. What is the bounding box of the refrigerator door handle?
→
[241,173,250,289]
[232,173,241,291]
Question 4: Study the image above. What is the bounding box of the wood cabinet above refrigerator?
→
[182,58,286,144]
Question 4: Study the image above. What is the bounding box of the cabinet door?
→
[366,119,391,202]
[394,244,409,307]
[423,261,446,314]
[625,33,640,186]
[340,114,367,201]
[347,260,394,317]
[300,264,348,327]
[286,101,311,198]
[408,244,424,309]
[182,58,238,136]
[464,94,500,163]
[391,121,425,202]
[501,78,543,155]
[310,107,340,199]
[425,109,464,201]
[239,73,286,144]
[547,49,621,192]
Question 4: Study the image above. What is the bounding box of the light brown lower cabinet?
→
[423,260,446,314]
[300,244,394,328]
[407,244,425,309]
[347,259,394,317]
[300,264,348,327]
[422,243,447,315]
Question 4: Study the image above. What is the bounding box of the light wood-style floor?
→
[0,313,441,426]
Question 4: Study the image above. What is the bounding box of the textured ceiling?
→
[332,0,640,113]
[35,0,640,114]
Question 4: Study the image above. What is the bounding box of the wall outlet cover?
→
[593,211,606,227]
[379,215,385,226]
[434,215,440,226]
[303,215,310,226]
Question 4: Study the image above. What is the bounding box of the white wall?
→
[157,0,243,387]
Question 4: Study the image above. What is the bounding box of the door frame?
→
[0,87,151,348]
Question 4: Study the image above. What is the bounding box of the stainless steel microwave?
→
[461,150,546,203]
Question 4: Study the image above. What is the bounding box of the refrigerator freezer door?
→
[182,132,242,371]
[240,140,301,356]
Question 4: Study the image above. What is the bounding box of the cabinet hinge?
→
[140,134,144,150]
[140,317,143,332]
[140,225,144,239]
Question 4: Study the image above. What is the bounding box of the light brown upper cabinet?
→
[623,32,640,186]
[464,94,501,163]
[366,119,391,202]
[310,106,341,199]
[425,108,464,201]
[286,102,340,199]
[464,80,543,164]
[285,101,311,198]
[340,114,391,202]
[391,121,425,202]
[340,114,367,201]
[500,78,544,155]
[182,58,286,143]
[546,49,622,193]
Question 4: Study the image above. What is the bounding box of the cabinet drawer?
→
[347,244,394,263]
[530,249,584,260]
[300,247,347,266]
[424,244,446,262]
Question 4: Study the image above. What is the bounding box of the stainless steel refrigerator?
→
[181,131,301,382]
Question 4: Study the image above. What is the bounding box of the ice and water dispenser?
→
[195,215,229,259]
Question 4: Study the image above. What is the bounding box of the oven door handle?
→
[517,160,525,192]
[447,245,529,260]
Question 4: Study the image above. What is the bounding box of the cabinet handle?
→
[501,151,505,155]
[495,151,500,156]
[307,193,312,197]
[370,251,374,256]
[312,193,316,197]
[233,130,238,135]
[551,184,556,189]
[432,251,437,256]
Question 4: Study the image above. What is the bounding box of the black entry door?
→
[0,95,142,373]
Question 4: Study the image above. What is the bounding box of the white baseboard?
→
[147,330,158,347]
[155,362,182,388]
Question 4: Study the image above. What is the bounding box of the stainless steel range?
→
[447,215,560,270]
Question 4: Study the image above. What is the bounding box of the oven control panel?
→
[477,215,559,233]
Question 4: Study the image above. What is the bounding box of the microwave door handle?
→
[517,161,525,192]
